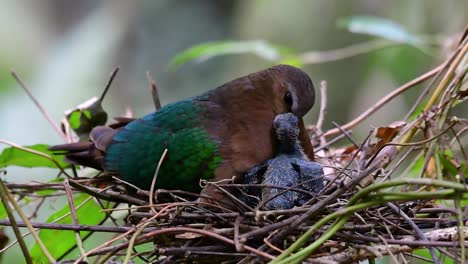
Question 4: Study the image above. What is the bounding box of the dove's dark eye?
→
[284,91,293,107]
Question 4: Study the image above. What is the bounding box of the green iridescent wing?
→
[105,100,222,192]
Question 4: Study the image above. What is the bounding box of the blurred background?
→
[1,0,466,145]
[0,0,466,262]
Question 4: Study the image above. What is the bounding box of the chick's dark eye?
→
[284,91,293,106]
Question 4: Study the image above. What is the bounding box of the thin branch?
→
[11,70,67,141]
[316,80,327,132]
[89,226,276,260]
[99,67,120,102]
[146,71,162,110]
[386,202,440,264]
[149,148,168,214]
[64,180,87,262]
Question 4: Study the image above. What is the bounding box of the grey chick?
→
[241,113,324,210]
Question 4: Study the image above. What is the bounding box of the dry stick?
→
[315,80,327,132]
[10,70,67,141]
[99,67,120,103]
[318,65,443,137]
[64,179,87,262]
[333,232,467,248]
[314,80,328,155]
[68,179,147,205]
[73,203,174,264]
[0,220,150,234]
[76,201,209,264]
[204,181,254,212]
[146,71,162,110]
[314,132,347,152]
[149,148,168,214]
[234,216,242,252]
[386,202,441,264]
[88,226,276,260]
[0,180,33,264]
[376,233,400,263]
[159,245,251,256]
[331,121,358,147]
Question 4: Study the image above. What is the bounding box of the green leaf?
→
[168,40,294,69]
[279,55,303,68]
[407,155,424,179]
[65,96,108,140]
[30,193,108,262]
[67,110,82,130]
[337,16,422,45]
[0,144,68,169]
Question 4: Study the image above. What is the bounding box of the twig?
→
[234,216,242,252]
[331,121,358,147]
[0,219,149,233]
[146,71,162,110]
[10,70,67,141]
[316,80,327,132]
[75,202,199,263]
[89,226,276,260]
[149,148,168,214]
[386,202,441,264]
[99,68,120,103]
[64,179,87,262]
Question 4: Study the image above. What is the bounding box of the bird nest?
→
[1,34,467,264]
